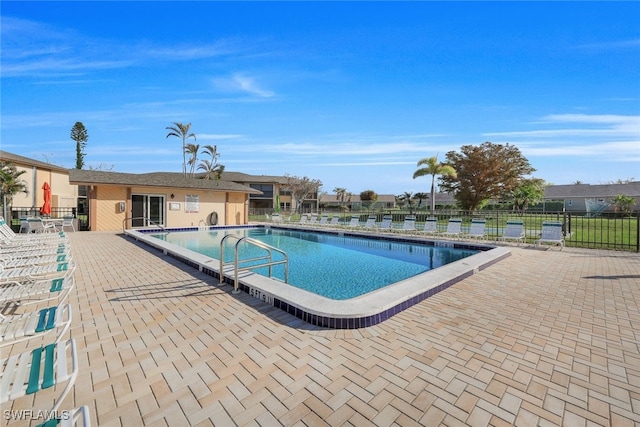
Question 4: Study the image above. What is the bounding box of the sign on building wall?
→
[185,195,200,213]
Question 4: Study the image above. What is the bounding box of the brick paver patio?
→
[5,231,639,426]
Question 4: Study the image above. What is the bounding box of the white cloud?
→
[212,73,275,98]
[483,114,640,163]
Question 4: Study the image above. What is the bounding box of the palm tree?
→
[413,155,457,215]
[166,122,196,177]
[185,143,200,178]
[197,145,225,180]
[397,191,415,214]
[333,187,347,210]
[413,192,429,210]
[0,161,29,220]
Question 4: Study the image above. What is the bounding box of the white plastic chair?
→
[466,219,487,240]
[535,221,565,250]
[497,220,525,245]
[364,215,377,229]
[379,215,393,230]
[440,218,462,238]
[403,215,416,232]
[421,217,438,235]
[19,218,31,234]
[61,217,75,232]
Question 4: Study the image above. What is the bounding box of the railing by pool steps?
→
[122,216,169,233]
[219,235,289,294]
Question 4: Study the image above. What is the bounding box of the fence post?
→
[636,213,639,253]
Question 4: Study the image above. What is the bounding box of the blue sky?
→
[2,1,639,195]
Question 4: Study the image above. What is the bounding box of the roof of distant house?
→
[544,182,640,199]
[220,171,290,185]
[68,169,262,194]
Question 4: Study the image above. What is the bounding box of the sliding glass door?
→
[131,194,165,227]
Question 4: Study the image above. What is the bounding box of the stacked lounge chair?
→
[0,217,91,425]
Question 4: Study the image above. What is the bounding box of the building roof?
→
[68,169,262,194]
[0,150,69,173]
[544,182,640,199]
[219,171,290,184]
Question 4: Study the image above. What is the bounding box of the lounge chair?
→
[364,215,377,229]
[0,275,75,305]
[329,216,340,226]
[35,405,92,427]
[466,218,486,240]
[308,214,319,225]
[1,254,69,269]
[298,214,309,225]
[0,338,78,412]
[1,304,72,348]
[348,215,361,228]
[420,217,438,235]
[440,218,462,238]
[535,221,565,250]
[399,215,416,233]
[1,245,69,260]
[271,213,282,223]
[0,220,67,245]
[318,214,329,226]
[379,215,393,230]
[0,259,75,284]
[497,220,525,245]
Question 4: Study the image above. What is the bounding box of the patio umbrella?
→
[40,182,52,215]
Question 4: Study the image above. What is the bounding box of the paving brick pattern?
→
[5,232,639,426]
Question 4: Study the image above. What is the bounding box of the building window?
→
[249,184,273,199]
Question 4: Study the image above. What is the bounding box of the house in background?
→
[68,170,262,231]
[321,194,397,211]
[2,150,322,231]
[543,182,640,213]
[0,150,82,220]
[222,172,320,214]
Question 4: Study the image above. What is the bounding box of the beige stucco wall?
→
[92,186,128,231]
[90,185,249,231]
[147,187,227,227]
[226,192,248,225]
[10,164,77,212]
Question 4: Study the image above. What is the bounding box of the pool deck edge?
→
[124,226,510,328]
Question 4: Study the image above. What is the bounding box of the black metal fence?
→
[252,208,640,252]
[7,207,89,231]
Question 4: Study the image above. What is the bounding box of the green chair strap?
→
[42,343,56,389]
[26,347,43,395]
[50,278,63,292]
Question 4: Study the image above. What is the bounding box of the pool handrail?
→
[219,234,289,294]
[122,216,169,233]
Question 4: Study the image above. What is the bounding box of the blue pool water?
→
[152,227,478,300]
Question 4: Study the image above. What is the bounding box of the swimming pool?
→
[152,227,478,300]
[125,225,510,329]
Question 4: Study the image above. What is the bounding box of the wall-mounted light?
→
[170,193,175,199]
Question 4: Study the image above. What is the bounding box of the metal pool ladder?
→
[219,235,289,294]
